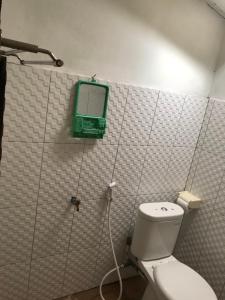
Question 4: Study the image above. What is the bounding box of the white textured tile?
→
[135,191,178,206]
[32,201,74,258]
[120,86,158,145]
[4,64,50,142]
[112,145,147,196]
[138,145,172,194]
[149,91,185,146]
[0,205,35,266]
[185,147,202,191]
[77,144,117,198]
[203,99,225,152]
[45,71,82,143]
[69,197,104,252]
[38,143,84,207]
[175,201,214,271]
[197,98,214,148]
[198,255,225,298]
[103,194,136,245]
[95,242,127,285]
[175,95,208,147]
[0,142,42,208]
[220,285,225,300]
[191,150,225,201]
[63,247,98,295]
[0,262,29,300]
[103,82,128,144]
[29,253,66,299]
[166,146,195,191]
[199,210,225,274]
[215,174,225,215]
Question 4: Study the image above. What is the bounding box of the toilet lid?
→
[153,261,217,300]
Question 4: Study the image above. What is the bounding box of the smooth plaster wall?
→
[211,31,225,98]
[1,0,225,96]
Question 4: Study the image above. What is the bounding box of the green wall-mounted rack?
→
[72,79,109,139]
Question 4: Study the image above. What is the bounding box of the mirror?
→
[77,84,106,117]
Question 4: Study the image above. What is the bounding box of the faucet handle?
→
[71,196,81,211]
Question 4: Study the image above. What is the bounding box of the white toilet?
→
[131,201,217,300]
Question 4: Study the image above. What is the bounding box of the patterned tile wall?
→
[175,97,225,300]
[0,63,207,300]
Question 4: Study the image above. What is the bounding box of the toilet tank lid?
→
[138,202,184,221]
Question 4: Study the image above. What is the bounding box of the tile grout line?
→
[26,70,53,299]
[60,82,129,293]
[131,89,161,230]
[161,94,188,192]
[136,89,160,195]
[185,97,215,192]
[184,96,211,191]
[61,141,85,293]
[58,76,87,293]
[93,84,130,281]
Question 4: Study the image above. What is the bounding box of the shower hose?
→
[99,187,123,300]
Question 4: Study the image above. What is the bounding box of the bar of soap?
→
[179,191,202,209]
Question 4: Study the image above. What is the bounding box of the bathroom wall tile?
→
[112,145,147,196]
[102,82,128,145]
[95,195,136,279]
[38,143,84,207]
[198,255,225,298]
[214,173,225,215]
[4,64,51,142]
[100,195,136,246]
[220,284,225,300]
[191,149,225,201]
[174,95,208,147]
[28,282,63,300]
[149,91,185,146]
[94,195,135,285]
[185,146,202,191]
[174,228,200,271]
[45,71,81,143]
[120,86,158,145]
[0,205,35,266]
[166,146,195,191]
[63,247,98,295]
[136,191,178,204]
[0,262,29,300]
[28,253,66,300]
[95,242,127,285]
[198,210,225,274]
[32,201,74,258]
[203,99,225,152]
[0,142,42,208]
[77,144,117,199]
[138,145,172,194]
[196,98,214,148]
[175,201,215,271]
[69,197,105,252]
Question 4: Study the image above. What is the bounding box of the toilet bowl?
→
[131,201,217,300]
[139,256,217,300]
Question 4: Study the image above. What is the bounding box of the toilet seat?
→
[153,261,217,300]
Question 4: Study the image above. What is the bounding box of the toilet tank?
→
[131,202,184,261]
